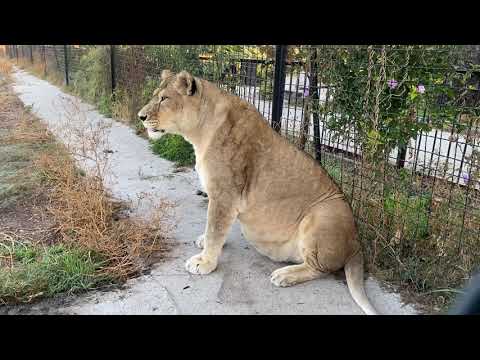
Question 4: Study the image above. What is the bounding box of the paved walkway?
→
[9,69,417,314]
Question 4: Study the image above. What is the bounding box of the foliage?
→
[70,46,112,116]
[144,45,209,77]
[314,46,477,161]
[150,134,195,167]
[384,190,431,241]
[139,46,211,104]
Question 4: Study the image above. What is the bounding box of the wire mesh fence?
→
[5,44,480,308]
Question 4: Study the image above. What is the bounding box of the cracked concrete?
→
[6,69,418,315]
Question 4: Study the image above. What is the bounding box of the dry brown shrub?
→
[0,58,12,75]
[10,93,174,281]
[38,150,172,279]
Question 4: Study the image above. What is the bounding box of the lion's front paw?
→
[270,268,298,287]
[185,253,217,275]
[194,234,205,249]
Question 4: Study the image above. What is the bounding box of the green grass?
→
[97,94,113,117]
[0,242,109,304]
[150,134,196,167]
[384,190,431,241]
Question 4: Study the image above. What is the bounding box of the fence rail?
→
[5,44,480,305]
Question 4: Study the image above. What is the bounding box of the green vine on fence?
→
[313,45,476,163]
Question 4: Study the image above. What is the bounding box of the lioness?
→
[138,69,378,315]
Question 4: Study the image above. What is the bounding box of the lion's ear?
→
[175,70,197,96]
[161,69,174,81]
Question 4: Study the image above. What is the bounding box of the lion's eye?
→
[160,96,168,102]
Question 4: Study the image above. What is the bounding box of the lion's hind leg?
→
[270,199,356,288]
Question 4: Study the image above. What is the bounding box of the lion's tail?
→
[344,251,379,315]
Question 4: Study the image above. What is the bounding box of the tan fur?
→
[138,70,378,315]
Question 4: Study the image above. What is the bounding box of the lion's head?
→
[138,69,203,140]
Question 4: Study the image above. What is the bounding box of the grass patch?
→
[0,239,108,304]
[150,134,196,167]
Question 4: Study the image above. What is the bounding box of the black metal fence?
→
[5,44,480,307]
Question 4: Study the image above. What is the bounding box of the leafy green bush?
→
[150,134,195,167]
[97,94,113,117]
[70,46,112,117]
[144,46,209,77]
[317,46,471,161]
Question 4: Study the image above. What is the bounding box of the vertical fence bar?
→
[43,45,47,77]
[309,46,322,162]
[396,144,407,168]
[15,45,18,63]
[271,45,288,132]
[30,45,34,64]
[63,45,69,86]
[110,45,116,96]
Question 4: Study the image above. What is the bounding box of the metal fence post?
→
[43,45,47,77]
[396,145,407,169]
[309,47,322,162]
[110,45,116,96]
[63,45,69,86]
[30,45,34,64]
[271,45,288,132]
[15,45,18,63]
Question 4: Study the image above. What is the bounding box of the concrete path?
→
[9,69,417,315]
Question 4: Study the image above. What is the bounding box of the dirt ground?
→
[0,77,59,250]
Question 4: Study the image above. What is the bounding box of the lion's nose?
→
[139,114,147,121]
